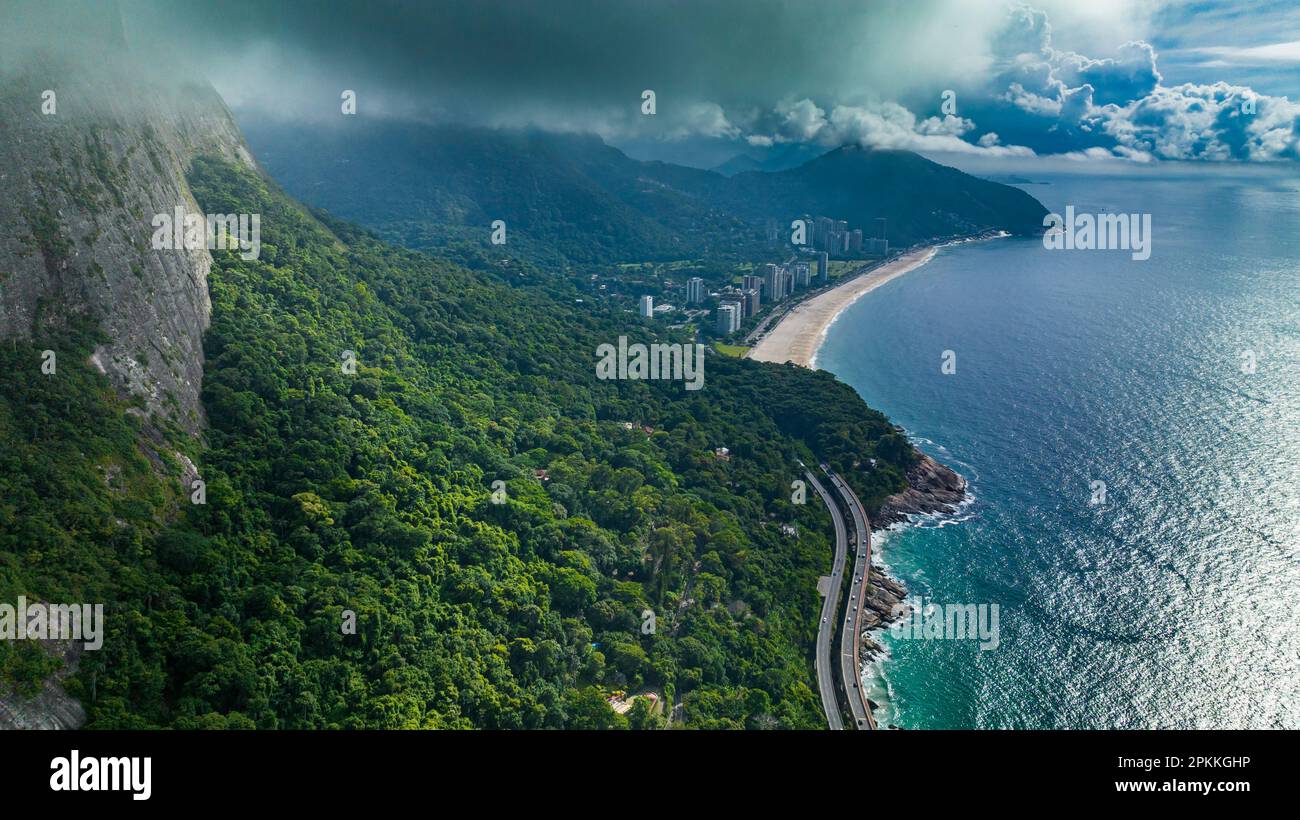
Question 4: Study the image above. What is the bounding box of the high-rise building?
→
[716,303,740,335]
[719,290,746,318]
[639,295,654,318]
[742,274,763,294]
[850,229,863,253]
[778,268,794,298]
[685,277,705,305]
[814,216,832,248]
[793,262,811,288]
[817,252,829,282]
[761,263,780,302]
[743,288,760,316]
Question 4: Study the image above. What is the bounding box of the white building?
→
[716,303,740,335]
[639,295,654,318]
[778,267,794,298]
[686,277,705,305]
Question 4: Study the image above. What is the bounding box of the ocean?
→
[815,169,1300,729]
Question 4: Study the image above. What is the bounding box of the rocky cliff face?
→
[0,39,254,435]
[0,13,255,728]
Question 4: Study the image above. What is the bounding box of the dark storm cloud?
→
[7,0,1296,161]
[120,0,952,134]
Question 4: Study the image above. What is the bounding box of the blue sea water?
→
[816,169,1300,729]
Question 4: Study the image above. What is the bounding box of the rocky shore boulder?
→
[875,452,967,529]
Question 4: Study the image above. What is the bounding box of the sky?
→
[10,0,1300,169]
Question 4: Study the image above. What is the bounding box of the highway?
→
[824,465,878,731]
[804,468,847,730]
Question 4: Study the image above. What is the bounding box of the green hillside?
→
[2,156,914,728]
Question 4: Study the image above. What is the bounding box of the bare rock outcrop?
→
[859,568,908,662]
[0,641,86,730]
[0,19,254,436]
[874,452,967,530]
[0,4,256,729]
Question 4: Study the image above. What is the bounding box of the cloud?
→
[728,3,1300,163]
[969,3,1300,162]
[667,102,740,140]
[1056,41,1161,105]
[117,0,1010,137]
[774,98,829,143]
[14,0,1289,164]
[1100,82,1300,161]
[990,3,1054,63]
[1178,40,1300,66]
[815,101,1032,157]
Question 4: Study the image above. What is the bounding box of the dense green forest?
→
[1,156,913,728]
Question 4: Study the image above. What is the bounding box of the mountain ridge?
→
[243,119,1049,265]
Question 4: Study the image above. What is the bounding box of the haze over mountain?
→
[243,119,1049,265]
[92,0,1300,170]
[711,143,829,176]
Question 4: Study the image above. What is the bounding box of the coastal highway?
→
[824,465,878,731]
[805,468,848,730]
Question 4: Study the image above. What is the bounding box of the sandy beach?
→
[747,246,939,368]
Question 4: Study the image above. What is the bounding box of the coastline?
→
[746,233,1007,369]
[747,233,989,530]
[747,236,990,729]
[746,245,939,368]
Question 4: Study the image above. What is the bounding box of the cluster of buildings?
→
[635,214,891,337]
[686,254,833,337]
[797,215,889,257]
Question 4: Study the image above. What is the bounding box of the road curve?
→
[825,466,877,731]
[805,468,847,730]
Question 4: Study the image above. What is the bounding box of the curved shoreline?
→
[746,233,1007,369]
[746,246,939,368]
[746,236,993,729]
